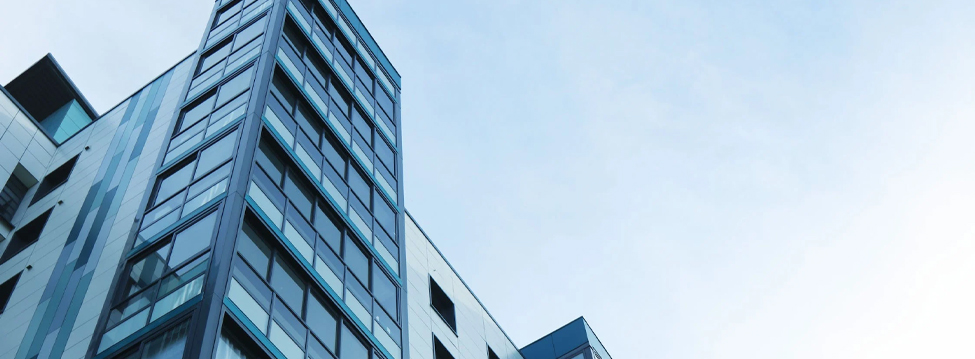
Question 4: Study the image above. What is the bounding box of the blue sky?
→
[4,1,975,358]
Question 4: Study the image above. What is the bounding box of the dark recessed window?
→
[31,156,78,205]
[0,209,53,264]
[430,277,456,332]
[0,166,33,224]
[487,347,500,359]
[0,272,22,315]
[433,336,455,359]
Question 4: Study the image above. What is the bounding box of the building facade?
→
[0,1,613,359]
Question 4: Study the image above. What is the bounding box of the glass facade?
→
[0,1,615,359]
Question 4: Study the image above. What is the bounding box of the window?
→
[100,213,217,352]
[372,264,396,317]
[107,320,190,358]
[141,131,238,245]
[340,323,368,359]
[429,278,456,332]
[487,347,500,359]
[0,209,52,264]
[216,319,270,359]
[0,165,35,224]
[0,272,21,315]
[433,337,454,359]
[30,156,78,205]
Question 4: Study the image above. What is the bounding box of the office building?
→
[0,1,614,359]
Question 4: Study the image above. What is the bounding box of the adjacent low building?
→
[0,1,615,359]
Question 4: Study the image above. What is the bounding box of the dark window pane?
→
[257,138,286,185]
[238,219,273,278]
[234,15,269,50]
[214,1,243,28]
[306,293,338,351]
[314,205,341,252]
[31,156,78,205]
[143,321,190,359]
[321,134,346,176]
[154,160,195,206]
[284,173,314,219]
[0,272,22,315]
[273,299,306,345]
[372,264,396,316]
[340,323,368,359]
[347,168,369,203]
[271,257,305,313]
[0,209,53,264]
[375,88,393,119]
[375,140,394,173]
[216,66,256,108]
[344,238,369,284]
[433,337,454,359]
[199,40,231,75]
[271,72,298,113]
[328,83,350,116]
[179,94,216,133]
[121,242,172,298]
[169,212,217,266]
[197,132,237,177]
[307,336,334,359]
[282,20,308,55]
[374,198,395,235]
[430,278,456,331]
[295,103,322,146]
[233,259,272,308]
[0,170,30,224]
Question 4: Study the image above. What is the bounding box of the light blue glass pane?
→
[333,60,353,88]
[319,0,336,18]
[188,69,224,100]
[375,173,396,205]
[284,221,314,264]
[375,238,398,276]
[353,87,374,117]
[326,111,351,144]
[320,176,348,213]
[375,116,395,145]
[277,49,304,85]
[182,178,228,216]
[150,276,204,322]
[228,279,269,334]
[349,208,372,240]
[227,46,261,74]
[313,254,343,295]
[378,73,395,100]
[287,2,311,34]
[248,182,284,228]
[295,144,322,182]
[205,113,242,140]
[270,321,305,359]
[373,320,401,359]
[351,142,373,173]
[242,1,271,24]
[99,309,149,352]
[137,210,179,246]
[344,289,371,330]
[165,132,205,165]
[144,194,182,226]
[312,34,334,63]
[264,107,296,147]
[304,82,330,117]
[337,18,356,46]
[356,42,375,71]
[197,133,237,177]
